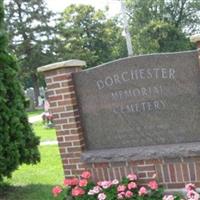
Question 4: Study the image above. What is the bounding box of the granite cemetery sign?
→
[73,51,200,150]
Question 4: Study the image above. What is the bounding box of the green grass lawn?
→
[32,121,57,142]
[2,145,64,200]
[27,109,44,117]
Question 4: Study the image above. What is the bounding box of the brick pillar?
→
[38,60,86,177]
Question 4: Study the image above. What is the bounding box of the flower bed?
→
[52,171,199,200]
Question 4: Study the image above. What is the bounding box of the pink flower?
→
[139,186,147,196]
[101,181,112,189]
[63,178,71,186]
[52,186,62,197]
[187,190,200,200]
[127,173,137,181]
[148,180,158,190]
[93,186,102,193]
[185,183,196,191]
[112,179,119,185]
[117,185,126,192]
[128,182,137,190]
[81,171,91,179]
[88,189,95,195]
[79,179,88,187]
[125,190,133,198]
[98,193,106,200]
[71,186,85,196]
[71,178,79,186]
[163,195,174,200]
[64,178,79,186]
[117,193,124,199]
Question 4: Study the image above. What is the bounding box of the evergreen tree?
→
[5,0,57,105]
[0,0,40,181]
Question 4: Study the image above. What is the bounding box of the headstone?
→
[73,51,200,150]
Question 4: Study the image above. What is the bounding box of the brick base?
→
[83,157,200,189]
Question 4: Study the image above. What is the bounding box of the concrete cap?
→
[190,34,200,43]
[37,59,86,72]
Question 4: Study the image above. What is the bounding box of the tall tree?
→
[125,0,199,54]
[57,4,127,68]
[5,0,57,105]
[0,0,40,181]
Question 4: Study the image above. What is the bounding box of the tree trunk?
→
[31,73,40,107]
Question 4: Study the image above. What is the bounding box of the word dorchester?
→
[96,67,176,90]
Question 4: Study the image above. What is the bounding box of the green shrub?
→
[0,0,40,181]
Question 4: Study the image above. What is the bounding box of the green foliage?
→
[0,0,40,182]
[125,0,199,54]
[133,20,194,54]
[57,4,127,68]
[5,0,57,104]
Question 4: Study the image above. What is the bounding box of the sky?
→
[45,0,121,17]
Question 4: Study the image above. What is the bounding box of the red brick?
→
[114,168,121,180]
[67,146,83,153]
[53,75,68,81]
[167,183,185,189]
[130,160,145,166]
[137,165,155,172]
[188,162,196,181]
[147,172,156,178]
[57,136,64,142]
[51,107,65,113]
[63,159,69,164]
[163,164,170,183]
[57,130,70,136]
[73,140,85,146]
[94,163,109,168]
[46,90,54,96]
[155,164,163,183]
[49,95,63,101]
[48,83,60,89]
[58,142,72,147]
[63,123,81,129]
[182,163,189,182]
[174,163,183,182]
[54,119,67,125]
[45,70,57,77]
[169,164,176,182]
[102,168,109,180]
[63,93,76,100]
[64,135,81,141]
[110,162,126,167]
[196,162,200,181]
[69,158,80,164]
[66,105,78,111]
[71,169,84,175]
[56,88,69,95]
[59,148,65,153]
[52,114,59,119]
[65,164,77,170]
[49,102,57,107]
[145,159,162,164]
[138,172,146,178]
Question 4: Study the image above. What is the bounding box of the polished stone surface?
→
[73,51,200,150]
